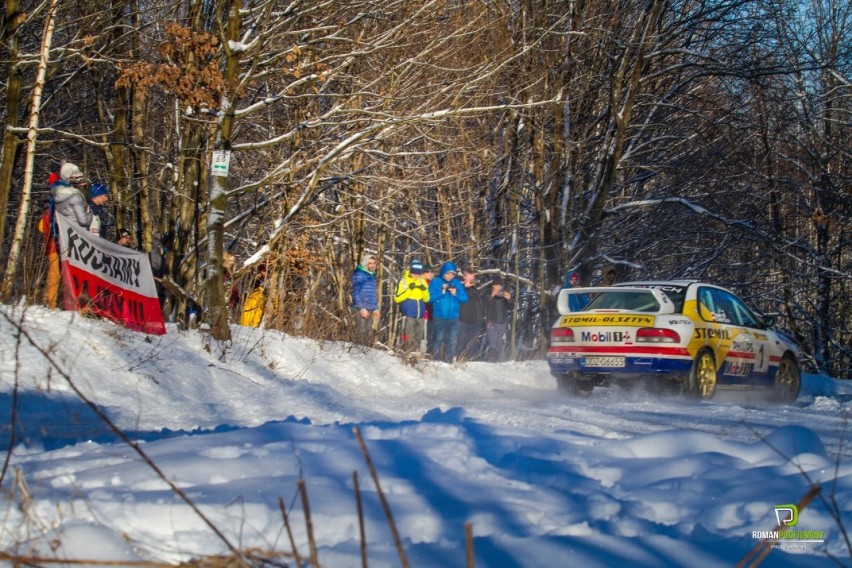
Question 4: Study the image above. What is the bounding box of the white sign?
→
[211,149,232,177]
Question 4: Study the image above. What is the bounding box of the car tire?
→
[770,354,801,404]
[556,374,593,396]
[683,349,717,399]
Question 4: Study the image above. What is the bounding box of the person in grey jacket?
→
[51,162,92,228]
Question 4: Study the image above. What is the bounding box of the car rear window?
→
[584,290,661,312]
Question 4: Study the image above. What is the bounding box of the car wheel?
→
[556,374,593,396]
[684,350,717,399]
[771,354,801,404]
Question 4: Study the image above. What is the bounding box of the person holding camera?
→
[484,279,513,362]
[427,261,468,362]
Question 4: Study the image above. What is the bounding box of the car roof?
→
[614,280,698,287]
[613,280,741,297]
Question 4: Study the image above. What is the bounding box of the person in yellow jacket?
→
[394,259,430,353]
[239,264,267,327]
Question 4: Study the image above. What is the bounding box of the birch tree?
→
[1,0,59,299]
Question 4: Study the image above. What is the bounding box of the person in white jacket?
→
[51,162,92,228]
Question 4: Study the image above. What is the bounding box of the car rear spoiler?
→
[557,286,678,316]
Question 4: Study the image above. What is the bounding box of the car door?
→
[711,289,772,385]
[725,292,773,383]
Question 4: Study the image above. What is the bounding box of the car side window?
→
[698,288,718,322]
[704,288,761,328]
[724,292,761,328]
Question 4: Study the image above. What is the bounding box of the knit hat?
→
[90,182,110,197]
[119,228,131,239]
[410,259,424,274]
[60,163,85,184]
[360,253,376,268]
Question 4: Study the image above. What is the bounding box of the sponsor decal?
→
[723,360,752,377]
[667,318,692,326]
[732,340,754,352]
[580,331,632,343]
[561,314,654,326]
[694,327,730,340]
[547,352,576,360]
[753,332,768,341]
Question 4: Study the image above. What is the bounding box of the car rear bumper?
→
[546,349,693,376]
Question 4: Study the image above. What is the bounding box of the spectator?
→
[222,251,240,319]
[394,259,430,354]
[88,182,115,240]
[457,268,485,360]
[117,228,133,248]
[149,233,168,319]
[601,265,618,286]
[52,162,92,228]
[563,271,589,312]
[483,279,513,362]
[423,266,436,353]
[37,173,61,308]
[240,263,268,328]
[427,261,468,362]
[352,253,379,346]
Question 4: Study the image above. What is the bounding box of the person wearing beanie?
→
[60,162,86,185]
[427,261,469,362]
[394,258,430,354]
[117,228,133,247]
[351,253,380,346]
[51,162,93,229]
[562,271,589,312]
[88,182,115,240]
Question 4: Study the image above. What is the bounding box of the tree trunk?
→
[204,0,242,342]
[0,0,24,253]
[1,0,58,300]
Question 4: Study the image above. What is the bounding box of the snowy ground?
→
[0,303,850,567]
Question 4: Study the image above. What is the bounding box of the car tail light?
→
[550,327,575,344]
[637,328,680,343]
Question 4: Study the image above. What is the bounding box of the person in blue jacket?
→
[563,271,589,312]
[352,253,379,345]
[427,261,468,362]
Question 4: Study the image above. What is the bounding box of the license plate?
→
[584,356,625,368]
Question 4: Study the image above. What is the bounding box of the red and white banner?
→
[56,213,166,335]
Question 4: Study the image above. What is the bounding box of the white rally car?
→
[546,281,801,402]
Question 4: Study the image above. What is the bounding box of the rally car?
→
[546,280,801,402]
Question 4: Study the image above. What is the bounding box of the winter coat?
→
[36,208,57,255]
[394,269,430,318]
[484,293,513,326]
[90,201,115,241]
[240,286,266,327]
[428,262,468,320]
[51,180,93,228]
[563,271,589,312]
[459,284,485,325]
[352,264,379,311]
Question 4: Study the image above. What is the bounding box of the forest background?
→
[0,0,848,378]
